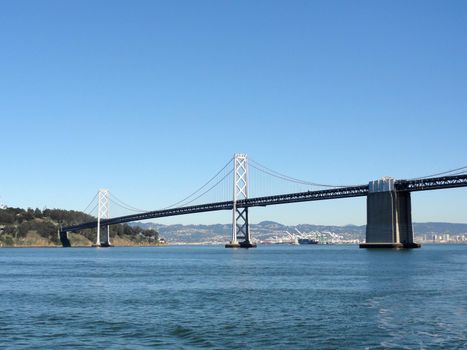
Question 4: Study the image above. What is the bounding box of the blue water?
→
[0,245,466,349]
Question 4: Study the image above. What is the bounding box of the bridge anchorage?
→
[225,154,256,248]
[360,177,420,249]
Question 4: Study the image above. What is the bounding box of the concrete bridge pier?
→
[59,230,71,247]
[99,225,112,247]
[360,177,420,249]
[93,225,112,247]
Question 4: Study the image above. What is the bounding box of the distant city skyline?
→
[1,0,466,225]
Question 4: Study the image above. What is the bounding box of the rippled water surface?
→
[0,245,466,349]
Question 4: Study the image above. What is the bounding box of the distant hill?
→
[413,222,467,235]
[131,221,467,243]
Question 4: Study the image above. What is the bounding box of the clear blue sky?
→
[1,0,466,225]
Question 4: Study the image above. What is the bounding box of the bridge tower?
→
[360,177,420,249]
[226,154,256,248]
[95,189,112,247]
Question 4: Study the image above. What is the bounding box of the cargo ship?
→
[285,229,320,245]
[298,238,318,245]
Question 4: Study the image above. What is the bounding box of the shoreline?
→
[0,244,168,248]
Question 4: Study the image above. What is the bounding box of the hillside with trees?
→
[0,207,159,247]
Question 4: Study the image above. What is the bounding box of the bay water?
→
[0,245,466,349]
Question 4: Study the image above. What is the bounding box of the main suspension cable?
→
[174,169,234,208]
[82,192,98,214]
[109,198,145,214]
[86,202,98,217]
[409,165,467,180]
[110,193,147,213]
[249,158,352,188]
[163,156,234,209]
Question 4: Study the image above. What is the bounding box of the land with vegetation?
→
[0,207,160,247]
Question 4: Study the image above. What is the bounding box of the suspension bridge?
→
[60,154,467,248]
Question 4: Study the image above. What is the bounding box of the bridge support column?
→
[360,177,420,249]
[226,154,256,248]
[94,189,112,247]
[59,230,71,247]
[100,226,112,247]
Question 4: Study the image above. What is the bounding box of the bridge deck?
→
[61,174,467,233]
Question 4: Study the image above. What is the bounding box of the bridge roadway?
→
[62,174,467,233]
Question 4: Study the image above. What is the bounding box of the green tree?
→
[34,208,43,218]
[0,211,15,224]
[18,222,30,237]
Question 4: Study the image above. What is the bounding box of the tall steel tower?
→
[226,154,256,248]
[95,188,111,247]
